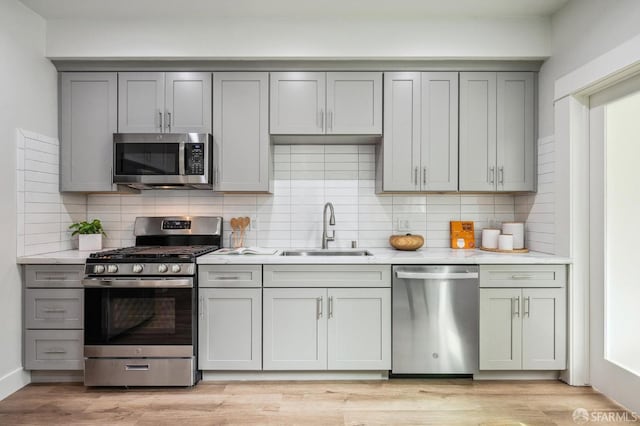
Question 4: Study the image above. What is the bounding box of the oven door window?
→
[115,143,180,175]
[84,288,193,345]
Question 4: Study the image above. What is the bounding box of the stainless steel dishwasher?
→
[392,265,479,375]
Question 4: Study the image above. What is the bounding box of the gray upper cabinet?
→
[460,72,535,192]
[326,72,382,134]
[270,72,382,135]
[270,72,325,134]
[60,72,118,192]
[497,72,535,192]
[381,72,458,192]
[118,72,211,133]
[213,72,271,192]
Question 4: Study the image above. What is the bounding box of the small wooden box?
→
[450,221,475,249]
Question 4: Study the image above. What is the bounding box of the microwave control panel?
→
[185,143,205,175]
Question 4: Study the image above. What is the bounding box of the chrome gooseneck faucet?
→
[322,202,336,249]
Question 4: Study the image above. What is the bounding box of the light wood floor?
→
[0,380,636,425]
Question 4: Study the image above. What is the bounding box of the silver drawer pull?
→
[125,364,150,371]
[43,308,68,313]
[43,348,67,354]
[215,276,239,280]
[511,274,534,279]
[41,275,67,280]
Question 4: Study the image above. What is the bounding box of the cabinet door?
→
[522,288,566,370]
[263,288,327,370]
[165,72,212,133]
[497,72,535,192]
[60,73,118,192]
[326,72,382,134]
[270,72,325,134]
[459,72,497,191]
[420,72,459,191]
[327,288,390,370]
[118,72,165,133]
[382,72,421,191]
[198,288,262,370]
[479,288,522,370]
[213,72,270,191]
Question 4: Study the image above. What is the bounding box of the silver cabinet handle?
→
[43,308,67,313]
[167,111,172,132]
[499,166,504,184]
[328,110,333,130]
[199,296,204,320]
[215,276,239,280]
[125,364,150,371]
[159,111,163,131]
[524,296,530,317]
[511,274,534,280]
[514,296,520,317]
[489,166,495,184]
[423,167,427,185]
[414,167,419,186]
[43,348,67,354]
[330,296,334,318]
[41,275,67,280]
[317,297,323,319]
[320,109,324,131]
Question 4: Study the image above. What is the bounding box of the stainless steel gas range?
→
[82,216,222,387]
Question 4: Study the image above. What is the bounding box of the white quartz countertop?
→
[17,249,97,264]
[197,248,571,265]
[17,248,571,265]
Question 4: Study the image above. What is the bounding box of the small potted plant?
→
[69,219,107,251]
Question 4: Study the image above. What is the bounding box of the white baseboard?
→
[203,370,389,381]
[0,367,30,401]
[473,371,560,380]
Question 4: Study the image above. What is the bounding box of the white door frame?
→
[554,33,640,412]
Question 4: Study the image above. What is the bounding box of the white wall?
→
[0,0,58,399]
[88,144,515,250]
[43,16,550,60]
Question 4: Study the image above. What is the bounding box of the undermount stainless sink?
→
[280,249,373,257]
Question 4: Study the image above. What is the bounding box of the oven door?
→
[83,278,195,348]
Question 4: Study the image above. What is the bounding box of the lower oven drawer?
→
[25,330,83,370]
[84,357,195,386]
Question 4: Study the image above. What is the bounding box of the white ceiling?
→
[21,0,569,20]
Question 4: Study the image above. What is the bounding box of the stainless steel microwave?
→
[113,133,212,190]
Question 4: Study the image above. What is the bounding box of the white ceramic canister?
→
[482,229,501,249]
[502,222,525,249]
[498,234,514,251]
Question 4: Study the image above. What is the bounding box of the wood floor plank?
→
[0,380,636,425]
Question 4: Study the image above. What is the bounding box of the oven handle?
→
[82,278,193,288]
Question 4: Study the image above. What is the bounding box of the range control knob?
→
[107,264,119,274]
[94,265,105,274]
[171,264,182,273]
[158,264,169,273]
[132,264,144,273]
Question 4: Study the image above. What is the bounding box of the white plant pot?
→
[79,234,102,251]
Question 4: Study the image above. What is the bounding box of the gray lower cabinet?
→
[24,265,84,371]
[459,72,535,192]
[262,287,391,371]
[479,265,566,370]
[212,72,271,192]
[262,265,391,371]
[118,72,212,133]
[198,265,262,370]
[380,72,458,192]
[60,72,118,192]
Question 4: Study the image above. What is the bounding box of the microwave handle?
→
[179,142,186,175]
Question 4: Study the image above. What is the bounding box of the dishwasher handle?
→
[395,271,479,280]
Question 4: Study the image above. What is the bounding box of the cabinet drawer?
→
[480,265,566,288]
[25,289,83,329]
[264,265,391,288]
[25,265,84,288]
[199,265,262,288]
[25,330,83,370]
